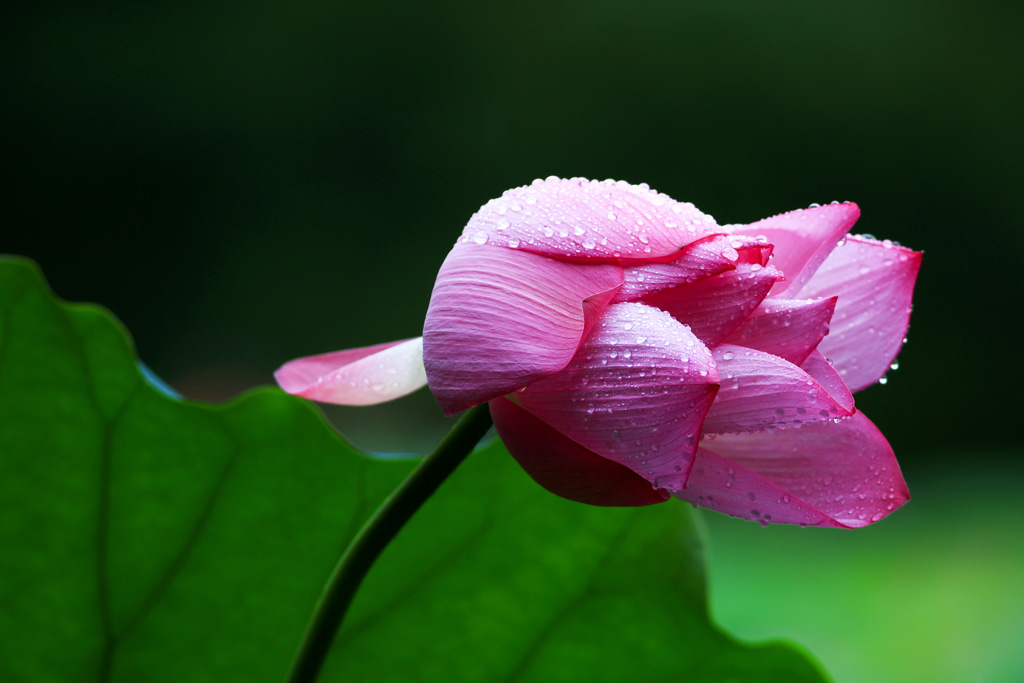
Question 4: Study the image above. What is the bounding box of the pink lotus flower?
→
[276,177,921,528]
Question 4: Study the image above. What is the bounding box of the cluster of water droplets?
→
[457,177,718,259]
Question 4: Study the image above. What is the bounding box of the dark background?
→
[4,0,1022,473]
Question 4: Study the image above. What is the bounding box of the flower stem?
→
[285,403,494,683]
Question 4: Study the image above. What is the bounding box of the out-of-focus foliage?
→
[3,0,1022,465]
[0,258,825,682]
[706,463,1024,683]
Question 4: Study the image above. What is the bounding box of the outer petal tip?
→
[735,202,861,295]
[797,234,922,392]
[275,337,428,405]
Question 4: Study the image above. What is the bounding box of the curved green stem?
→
[285,403,494,683]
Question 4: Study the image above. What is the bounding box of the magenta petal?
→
[516,302,719,492]
[612,233,739,302]
[722,296,837,366]
[423,242,623,415]
[735,203,861,295]
[274,337,427,405]
[490,397,667,506]
[640,263,781,347]
[800,350,855,415]
[683,411,909,527]
[677,447,840,527]
[795,235,923,392]
[459,177,718,261]
[731,235,774,266]
[702,344,855,434]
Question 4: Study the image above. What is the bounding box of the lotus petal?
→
[701,344,854,434]
[681,411,909,527]
[678,447,838,527]
[795,234,922,392]
[612,234,740,302]
[732,203,860,295]
[490,397,667,506]
[640,263,781,347]
[722,296,837,366]
[800,350,855,415]
[516,302,719,493]
[459,177,718,262]
[423,242,623,415]
[275,337,427,405]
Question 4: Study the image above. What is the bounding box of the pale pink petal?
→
[640,263,781,347]
[459,177,719,262]
[701,344,854,435]
[516,302,719,493]
[722,297,836,366]
[795,235,922,392]
[682,411,909,527]
[274,337,427,405]
[490,397,667,507]
[732,202,861,295]
[423,242,623,415]
[611,234,739,302]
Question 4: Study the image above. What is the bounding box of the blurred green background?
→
[3,0,1022,680]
